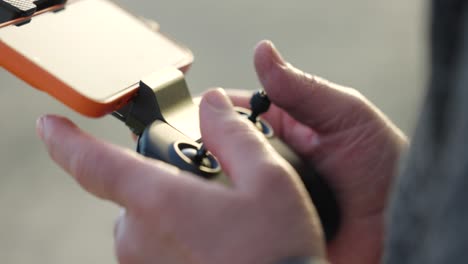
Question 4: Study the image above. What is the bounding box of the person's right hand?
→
[37,90,327,264]
[228,41,409,264]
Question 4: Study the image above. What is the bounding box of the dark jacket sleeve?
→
[384,0,468,263]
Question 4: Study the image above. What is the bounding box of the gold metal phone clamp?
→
[112,67,201,141]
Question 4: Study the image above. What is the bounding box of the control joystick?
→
[192,144,208,165]
[172,142,220,179]
[248,90,271,123]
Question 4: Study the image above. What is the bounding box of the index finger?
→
[36,115,202,209]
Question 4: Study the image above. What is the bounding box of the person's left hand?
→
[36,89,326,264]
[224,40,409,264]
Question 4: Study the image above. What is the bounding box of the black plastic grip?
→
[0,0,66,23]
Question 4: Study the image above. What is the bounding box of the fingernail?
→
[36,115,59,142]
[36,115,46,140]
[265,40,286,66]
[204,88,233,111]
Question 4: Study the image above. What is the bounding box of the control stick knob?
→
[248,90,271,123]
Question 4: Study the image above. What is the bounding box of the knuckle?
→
[68,149,96,189]
[68,150,88,180]
[46,139,60,162]
[67,148,121,201]
[301,71,320,87]
[342,87,376,118]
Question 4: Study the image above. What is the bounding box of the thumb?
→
[254,40,374,133]
[199,89,296,192]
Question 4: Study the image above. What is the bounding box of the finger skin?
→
[199,89,308,195]
[225,89,321,157]
[36,102,327,264]
[198,88,326,256]
[36,115,202,209]
[250,41,410,264]
[254,40,379,134]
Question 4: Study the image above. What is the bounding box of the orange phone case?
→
[0,0,193,117]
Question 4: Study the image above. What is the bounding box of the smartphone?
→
[0,0,193,117]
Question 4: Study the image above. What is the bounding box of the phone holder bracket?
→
[113,67,201,141]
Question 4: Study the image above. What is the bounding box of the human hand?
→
[36,89,326,264]
[227,41,408,264]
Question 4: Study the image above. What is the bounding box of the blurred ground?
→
[0,0,426,263]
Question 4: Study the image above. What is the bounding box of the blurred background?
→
[0,0,426,263]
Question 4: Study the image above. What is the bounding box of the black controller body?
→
[136,109,340,241]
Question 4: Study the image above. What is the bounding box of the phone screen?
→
[0,0,192,102]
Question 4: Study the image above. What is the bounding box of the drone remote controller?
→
[0,0,340,241]
[115,68,341,241]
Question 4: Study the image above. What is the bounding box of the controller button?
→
[236,108,274,137]
[172,142,221,179]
